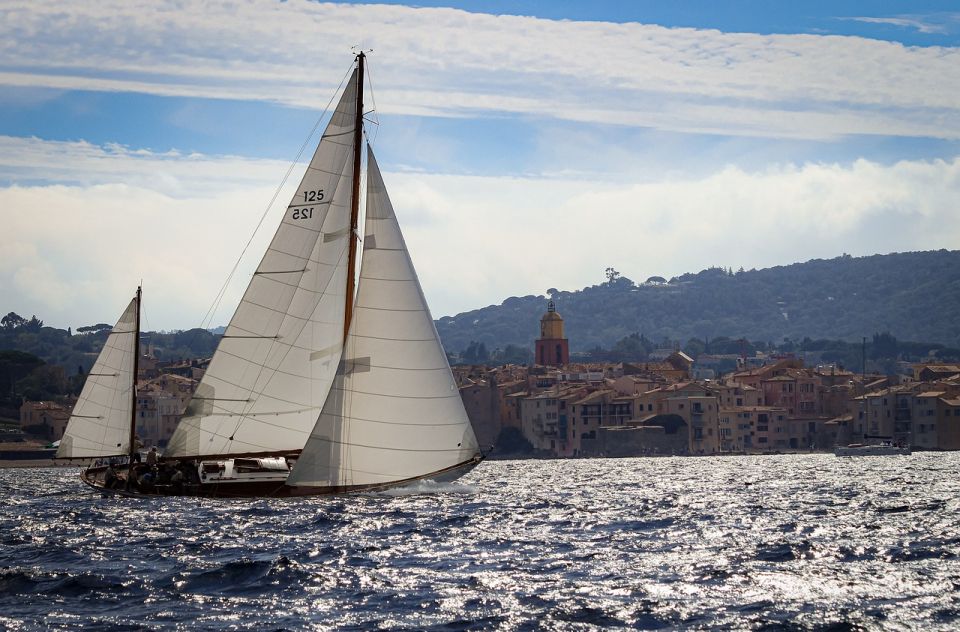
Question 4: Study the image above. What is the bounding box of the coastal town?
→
[12,301,960,460]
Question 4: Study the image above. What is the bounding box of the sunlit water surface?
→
[2,454,960,630]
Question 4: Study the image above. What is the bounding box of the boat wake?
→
[368,479,478,497]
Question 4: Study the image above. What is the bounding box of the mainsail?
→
[287,148,481,488]
[57,292,139,459]
[165,70,359,459]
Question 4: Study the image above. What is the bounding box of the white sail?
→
[165,70,358,458]
[57,294,138,459]
[288,148,480,488]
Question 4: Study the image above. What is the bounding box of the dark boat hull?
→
[80,455,484,499]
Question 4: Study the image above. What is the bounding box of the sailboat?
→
[72,53,483,497]
[57,287,142,464]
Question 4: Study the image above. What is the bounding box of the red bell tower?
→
[535,301,569,367]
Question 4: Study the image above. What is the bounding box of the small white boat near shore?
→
[834,442,911,457]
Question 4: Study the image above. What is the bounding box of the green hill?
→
[435,250,960,354]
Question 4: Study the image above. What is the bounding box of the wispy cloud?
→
[2,137,958,330]
[1,1,960,139]
[847,13,960,35]
[0,135,287,195]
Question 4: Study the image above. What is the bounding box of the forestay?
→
[56,295,138,459]
[288,148,480,488]
[166,71,358,458]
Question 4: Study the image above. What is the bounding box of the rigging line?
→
[364,56,380,147]
[196,63,354,332]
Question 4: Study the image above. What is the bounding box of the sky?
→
[1,0,959,331]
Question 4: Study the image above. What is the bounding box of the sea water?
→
[1,454,959,630]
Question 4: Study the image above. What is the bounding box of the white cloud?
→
[1,137,957,330]
[0,135,287,194]
[848,14,960,35]
[1,1,960,139]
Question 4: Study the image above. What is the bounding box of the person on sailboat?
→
[146,446,158,465]
[104,463,118,489]
[170,467,185,493]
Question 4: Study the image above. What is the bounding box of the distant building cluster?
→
[455,302,960,457]
[18,302,960,458]
[19,355,209,449]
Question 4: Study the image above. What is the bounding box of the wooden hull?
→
[80,455,484,499]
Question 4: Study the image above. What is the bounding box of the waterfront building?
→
[134,374,197,448]
[19,400,72,442]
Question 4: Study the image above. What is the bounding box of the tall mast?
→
[344,51,365,342]
[128,286,141,465]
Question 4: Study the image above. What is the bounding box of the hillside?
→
[436,250,960,354]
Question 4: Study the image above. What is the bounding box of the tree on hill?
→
[612,333,653,361]
[460,341,490,365]
[435,250,960,354]
[1,312,26,331]
[77,323,113,334]
[0,350,44,406]
[17,364,69,402]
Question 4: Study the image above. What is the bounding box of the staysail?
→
[57,293,139,459]
[287,148,481,488]
[165,70,359,459]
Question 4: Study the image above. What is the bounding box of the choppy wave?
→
[2,454,960,629]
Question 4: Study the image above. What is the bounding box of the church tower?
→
[535,301,570,366]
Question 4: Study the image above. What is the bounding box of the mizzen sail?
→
[288,148,480,488]
[165,70,359,458]
[57,293,139,459]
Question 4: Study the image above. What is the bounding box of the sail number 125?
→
[292,189,324,220]
[292,207,314,220]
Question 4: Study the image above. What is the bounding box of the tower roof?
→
[542,300,562,321]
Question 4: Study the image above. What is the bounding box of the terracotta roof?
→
[573,390,616,405]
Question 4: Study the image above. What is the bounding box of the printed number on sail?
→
[292,207,314,220]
